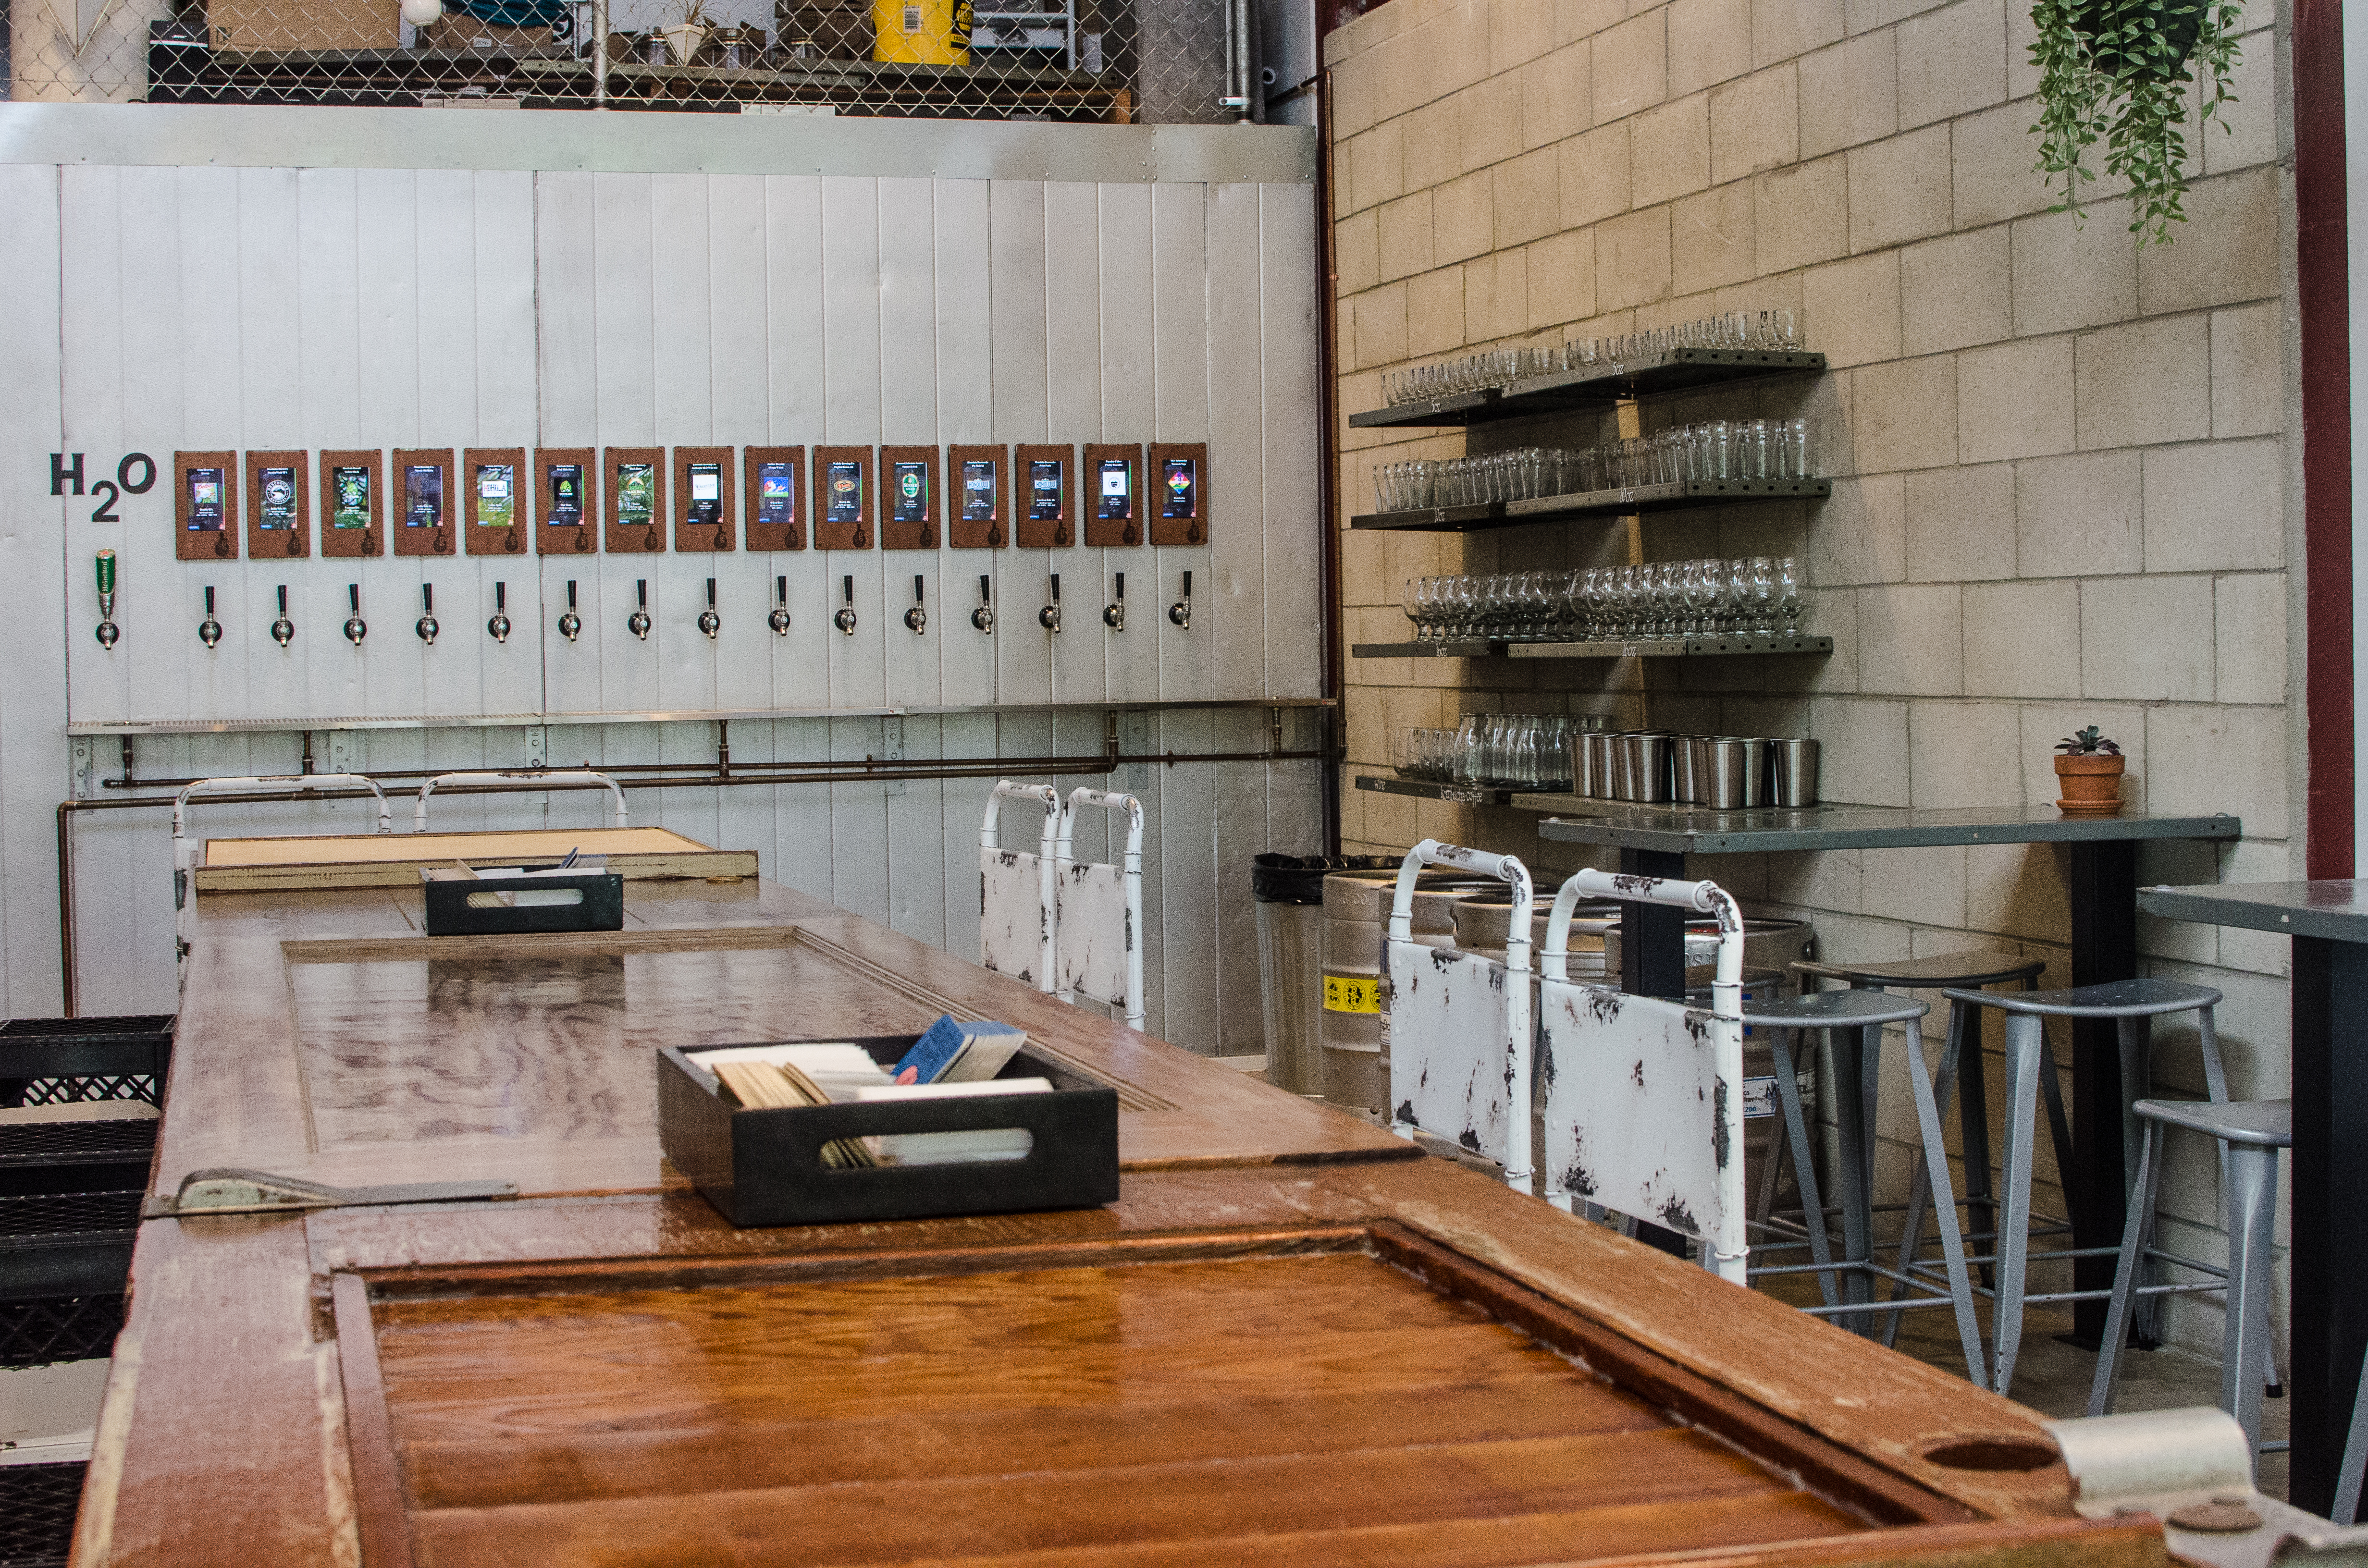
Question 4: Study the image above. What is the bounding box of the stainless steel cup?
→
[1612,733,1637,800]
[1734,737,1771,807]
[1687,735,1714,806]
[1772,737,1821,807]
[1702,737,1751,809]
[1671,732,1699,804]
[1624,731,1674,804]
[1588,732,1617,798]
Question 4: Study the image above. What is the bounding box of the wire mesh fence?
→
[3,0,1247,120]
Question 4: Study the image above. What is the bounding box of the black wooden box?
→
[421,870,624,936]
[656,1035,1120,1228]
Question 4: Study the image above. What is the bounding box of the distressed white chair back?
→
[414,770,627,833]
[978,781,1060,992]
[1054,787,1146,1029]
[171,774,391,970]
[1537,868,1749,1283]
[1384,839,1536,1196]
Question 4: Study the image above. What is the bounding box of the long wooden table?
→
[76,852,2168,1568]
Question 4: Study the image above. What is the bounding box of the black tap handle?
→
[636,579,648,608]
[979,575,991,602]
[913,575,925,603]
[1115,572,1124,600]
[842,575,854,605]
[348,584,360,614]
[423,584,434,613]
[707,577,717,607]
[204,586,215,614]
[1183,570,1192,598]
[495,581,507,611]
[566,579,577,609]
[1051,574,1061,602]
[776,575,787,604]
[278,585,288,614]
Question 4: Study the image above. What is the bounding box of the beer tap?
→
[1039,573,1061,633]
[1103,571,1125,631]
[488,581,511,644]
[971,575,994,634]
[834,575,858,635]
[769,575,791,637]
[270,586,295,647]
[343,585,366,645]
[94,551,120,650]
[628,579,651,641]
[416,584,439,644]
[198,585,222,649]
[558,580,581,643]
[698,578,720,640]
[904,575,927,634]
[1168,570,1193,629]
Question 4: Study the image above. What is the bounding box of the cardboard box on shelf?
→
[207,0,400,51]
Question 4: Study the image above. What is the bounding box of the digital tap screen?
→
[687,462,722,526]
[755,462,795,527]
[187,467,226,531]
[890,461,929,525]
[961,459,998,523]
[403,465,444,528]
[826,461,863,526]
[546,464,584,525]
[331,466,371,529]
[476,463,515,528]
[1160,457,1198,520]
[259,466,298,528]
[1097,457,1133,522]
[1028,459,1063,521]
[614,463,655,528]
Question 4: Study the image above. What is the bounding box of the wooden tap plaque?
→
[533,448,597,557]
[244,449,310,562]
[319,450,382,559]
[1013,443,1073,549]
[1149,442,1209,547]
[1083,442,1144,547]
[812,446,874,551]
[604,448,668,555]
[673,446,736,553]
[947,444,1009,549]
[878,445,940,551]
[463,447,530,559]
[391,448,456,558]
[173,450,238,562]
[743,446,805,551]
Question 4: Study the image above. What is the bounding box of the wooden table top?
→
[78,870,2166,1568]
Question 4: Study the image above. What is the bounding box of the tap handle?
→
[495,581,507,612]
[637,578,648,608]
[422,583,434,614]
[348,583,360,615]
[278,585,289,615]
[707,577,717,607]
[1115,572,1124,600]
[776,574,788,605]
[913,575,925,604]
[1051,573,1061,603]
[1183,570,1192,599]
[566,579,577,609]
[979,575,991,603]
[204,585,215,615]
[842,575,854,605]
[96,551,116,596]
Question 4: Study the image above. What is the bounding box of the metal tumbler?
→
[1587,733,1618,799]
[1702,737,1758,810]
[1772,737,1821,807]
[1625,731,1674,804]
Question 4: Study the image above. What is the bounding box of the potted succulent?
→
[2053,725,2126,816]
[2029,0,2245,245]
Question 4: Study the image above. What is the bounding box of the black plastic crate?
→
[0,1461,86,1567]
[0,1016,174,1109]
[0,1295,124,1367]
[0,1192,141,1303]
[422,870,625,936]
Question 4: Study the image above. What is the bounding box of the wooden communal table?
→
[77,849,2168,1568]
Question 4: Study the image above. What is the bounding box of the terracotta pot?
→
[2054,752,2126,817]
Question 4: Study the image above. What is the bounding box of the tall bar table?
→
[1524,799,2242,1343]
[2135,879,2364,1515]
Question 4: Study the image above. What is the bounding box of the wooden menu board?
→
[244,449,310,561]
[604,447,667,555]
[1149,441,1209,546]
[173,450,238,561]
[1013,442,1073,548]
[463,447,530,558]
[673,446,735,553]
[1084,442,1144,547]
[812,446,873,551]
[877,444,939,550]
[319,450,382,558]
[743,446,804,551]
[947,443,1008,548]
[534,447,597,557]
[391,448,456,558]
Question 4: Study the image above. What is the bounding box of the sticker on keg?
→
[1322,974,1381,1014]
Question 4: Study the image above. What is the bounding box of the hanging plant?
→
[2028,0,2245,245]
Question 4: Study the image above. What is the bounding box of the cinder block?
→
[2209,302,2282,440]
[1811,472,1907,586]
[1592,12,1669,125]
[2010,202,2140,336]
[1525,228,1598,329]
[2076,315,2212,451]
[1337,210,1381,297]
[1963,580,2081,698]
[1376,191,1434,283]
[2015,450,2141,578]
[1910,698,2023,807]
[1852,354,1958,474]
[1800,30,1898,158]
[1847,125,1953,253]
[1958,336,2075,464]
[2142,438,2282,573]
[1857,582,1965,696]
[2137,165,2282,315]
[1902,228,2011,356]
[1754,154,1850,276]
[1904,461,2015,583]
[1432,171,1497,267]
[1351,281,1409,370]
[1406,266,1466,357]
[1558,121,1632,229]
[1630,94,1713,208]
[1493,145,1564,249]
[1801,249,1900,368]
[1953,98,2063,229]
[1710,65,1799,185]
[2214,572,2287,707]
[1595,206,1673,312]
[1896,0,2008,128]
[1521,42,1593,150]
[1668,0,1754,98]
[1811,694,1913,806]
[2081,576,2216,702]
[1751,0,1844,70]
[1465,250,1530,343]
[2146,704,2285,837]
[1402,99,1461,192]
[1490,0,1555,74]
[2202,28,2277,176]
[1864,844,1968,925]
[1671,180,1756,295]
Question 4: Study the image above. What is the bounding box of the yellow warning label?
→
[1322,974,1382,1014]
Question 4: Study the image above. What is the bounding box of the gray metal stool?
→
[1943,978,2227,1397]
[2088,1097,2288,1468]
[1744,988,1984,1382]
[1792,951,2052,1339]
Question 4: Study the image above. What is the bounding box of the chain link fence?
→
[3,0,1249,122]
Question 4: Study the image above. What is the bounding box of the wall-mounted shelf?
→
[1351,634,1831,661]
[1350,477,1830,532]
[1355,776,1515,806]
[1347,349,1828,429]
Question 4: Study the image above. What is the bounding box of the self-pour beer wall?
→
[0,110,1324,1041]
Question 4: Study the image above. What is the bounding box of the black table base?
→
[2287,935,2368,1515]
[2065,839,2138,1350]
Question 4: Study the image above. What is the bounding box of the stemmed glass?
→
[1776,557,1803,637]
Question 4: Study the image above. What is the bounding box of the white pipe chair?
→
[979,781,1060,993]
[1536,868,1749,1284]
[414,770,627,833]
[1054,787,1146,1030]
[172,774,391,964]
[1385,840,1536,1197]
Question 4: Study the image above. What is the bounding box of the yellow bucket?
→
[872,0,970,64]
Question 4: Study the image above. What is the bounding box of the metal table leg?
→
[1828,1022,1875,1328]
[2065,838,2137,1347]
[2289,934,2368,1514]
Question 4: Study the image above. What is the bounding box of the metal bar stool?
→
[1941,978,2226,1397]
[1744,988,1985,1382]
[1789,952,2052,1338]
[2088,1097,2288,1468]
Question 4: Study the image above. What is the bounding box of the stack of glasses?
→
[1576,732,1821,809]
[1395,715,1593,792]
[1402,559,1805,645]
[1379,309,1805,406]
[1372,418,1815,512]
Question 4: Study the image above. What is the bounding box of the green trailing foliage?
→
[2029,0,2245,245]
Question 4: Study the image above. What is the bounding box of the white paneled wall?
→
[7,128,1325,1051]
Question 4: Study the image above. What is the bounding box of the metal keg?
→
[1319,870,1494,1119]
[1601,914,1814,978]
[1683,964,1816,1208]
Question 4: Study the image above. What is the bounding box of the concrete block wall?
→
[1324,0,2294,1354]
